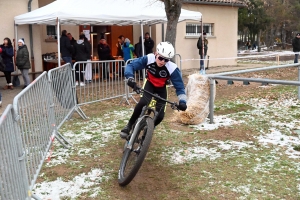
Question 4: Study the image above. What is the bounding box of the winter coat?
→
[116,42,123,57]
[16,45,31,69]
[60,34,72,57]
[144,37,154,54]
[0,45,14,72]
[98,43,112,60]
[292,37,300,52]
[134,36,145,58]
[70,37,77,60]
[74,40,90,62]
[85,40,91,60]
[197,37,208,56]
[122,42,134,62]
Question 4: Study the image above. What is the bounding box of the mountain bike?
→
[118,87,179,186]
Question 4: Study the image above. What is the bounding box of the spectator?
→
[116,35,124,57]
[122,38,134,62]
[67,33,76,60]
[98,39,114,80]
[74,34,89,86]
[197,32,208,74]
[134,36,144,58]
[83,35,92,83]
[60,30,72,67]
[144,32,154,54]
[16,38,31,89]
[0,37,14,90]
[134,36,144,79]
[292,33,300,63]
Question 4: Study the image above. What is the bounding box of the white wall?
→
[177,4,239,69]
[0,0,42,72]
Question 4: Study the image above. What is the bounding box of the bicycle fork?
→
[126,116,148,150]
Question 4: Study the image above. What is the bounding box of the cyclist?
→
[120,41,187,139]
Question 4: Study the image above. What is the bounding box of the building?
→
[0,0,244,78]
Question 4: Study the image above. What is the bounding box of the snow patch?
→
[192,115,243,130]
[33,169,107,199]
[166,140,255,164]
[255,129,300,159]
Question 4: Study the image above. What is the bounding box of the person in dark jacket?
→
[144,32,154,55]
[60,30,72,67]
[116,35,124,57]
[98,39,115,80]
[16,39,31,89]
[197,32,208,74]
[67,33,77,60]
[74,34,89,86]
[292,33,300,63]
[134,36,145,79]
[0,37,14,90]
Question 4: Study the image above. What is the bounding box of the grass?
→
[33,74,300,199]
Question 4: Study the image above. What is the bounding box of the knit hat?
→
[18,38,25,45]
[125,38,130,43]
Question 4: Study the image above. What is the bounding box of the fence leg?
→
[209,79,215,124]
[119,81,138,105]
[31,193,42,200]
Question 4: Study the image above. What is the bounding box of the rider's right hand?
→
[178,100,187,111]
[127,78,139,91]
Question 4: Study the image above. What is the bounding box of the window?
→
[186,23,214,36]
[46,25,56,37]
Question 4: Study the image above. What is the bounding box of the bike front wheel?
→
[118,117,154,186]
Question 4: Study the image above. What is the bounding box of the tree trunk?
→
[258,30,261,52]
[163,0,182,50]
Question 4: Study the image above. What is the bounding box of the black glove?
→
[178,100,187,111]
[127,78,138,91]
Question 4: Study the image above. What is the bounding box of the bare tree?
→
[162,0,183,49]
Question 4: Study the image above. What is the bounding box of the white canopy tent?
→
[14,0,202,68]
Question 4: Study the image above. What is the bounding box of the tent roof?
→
[14,0,202,25]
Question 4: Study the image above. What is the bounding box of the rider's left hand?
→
[178,100,187,111]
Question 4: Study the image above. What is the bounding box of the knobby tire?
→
[118,117,154,186]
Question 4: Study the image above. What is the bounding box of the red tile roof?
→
[183,0,246,7]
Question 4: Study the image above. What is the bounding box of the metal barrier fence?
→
[0,54,183,199]
[0,105,29,200]
[208,63,300,124]
[48,63,87,129]
[12,71,67,199]
[73,60,127,105]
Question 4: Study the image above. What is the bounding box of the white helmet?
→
[156,42,175,59]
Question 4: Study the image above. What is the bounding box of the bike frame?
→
[125,88,178,150]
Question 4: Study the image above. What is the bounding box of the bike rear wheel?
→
[118,117,154,186]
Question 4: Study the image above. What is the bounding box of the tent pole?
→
[14,24,18,51]
[201,16,204,73]
[57,18,61,67]
[140,21,145,80]
[161,23,164,42]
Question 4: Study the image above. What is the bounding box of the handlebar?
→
[135,87,179,110]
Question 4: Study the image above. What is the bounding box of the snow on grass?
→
[255,129,300,159]
[45,109,132,167]
[168,97,300,165]
[192,115,244,130]
[33,168,107,199]
[165,140,256,164]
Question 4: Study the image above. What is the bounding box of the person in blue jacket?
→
[0,37,14,90]
[120,42,187,139]
[122,38,134,62]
